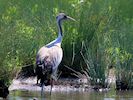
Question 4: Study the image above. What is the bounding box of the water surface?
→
[8,90,133,100]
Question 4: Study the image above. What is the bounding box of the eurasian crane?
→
[35,13,75,95]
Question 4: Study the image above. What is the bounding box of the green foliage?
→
[81,42,107,87]
[78,0,133,88]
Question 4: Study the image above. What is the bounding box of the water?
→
[7,90,133,100]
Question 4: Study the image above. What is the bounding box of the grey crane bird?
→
[35,13,75,95]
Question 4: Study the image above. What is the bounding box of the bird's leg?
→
[50,78,54,95]
[37,76,39,85]
[41,83,44,96]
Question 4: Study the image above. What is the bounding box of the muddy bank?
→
[9,77,89,92]
[9,77,111,92]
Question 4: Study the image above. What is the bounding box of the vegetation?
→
[0,0,133,90]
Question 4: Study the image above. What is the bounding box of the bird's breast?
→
[49,46,63,67]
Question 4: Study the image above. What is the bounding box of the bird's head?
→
[56,13,76,22]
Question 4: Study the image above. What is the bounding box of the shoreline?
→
[9,77,110,92]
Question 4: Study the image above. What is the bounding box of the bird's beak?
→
[67,16,76,21]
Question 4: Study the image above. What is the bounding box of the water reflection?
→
[8,90,133,100]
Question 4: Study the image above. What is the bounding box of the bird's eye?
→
[64,15,67,19]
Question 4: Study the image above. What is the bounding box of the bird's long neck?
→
[45,20,63,48]
[57,20,63,37]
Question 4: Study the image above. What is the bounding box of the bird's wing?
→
[36,46,63,82]
[37,46,48,60]
[36,46,63,69]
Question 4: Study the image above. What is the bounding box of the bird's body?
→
[36,32,63,86]
[35,13,75,95]
[36,42,63,79]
